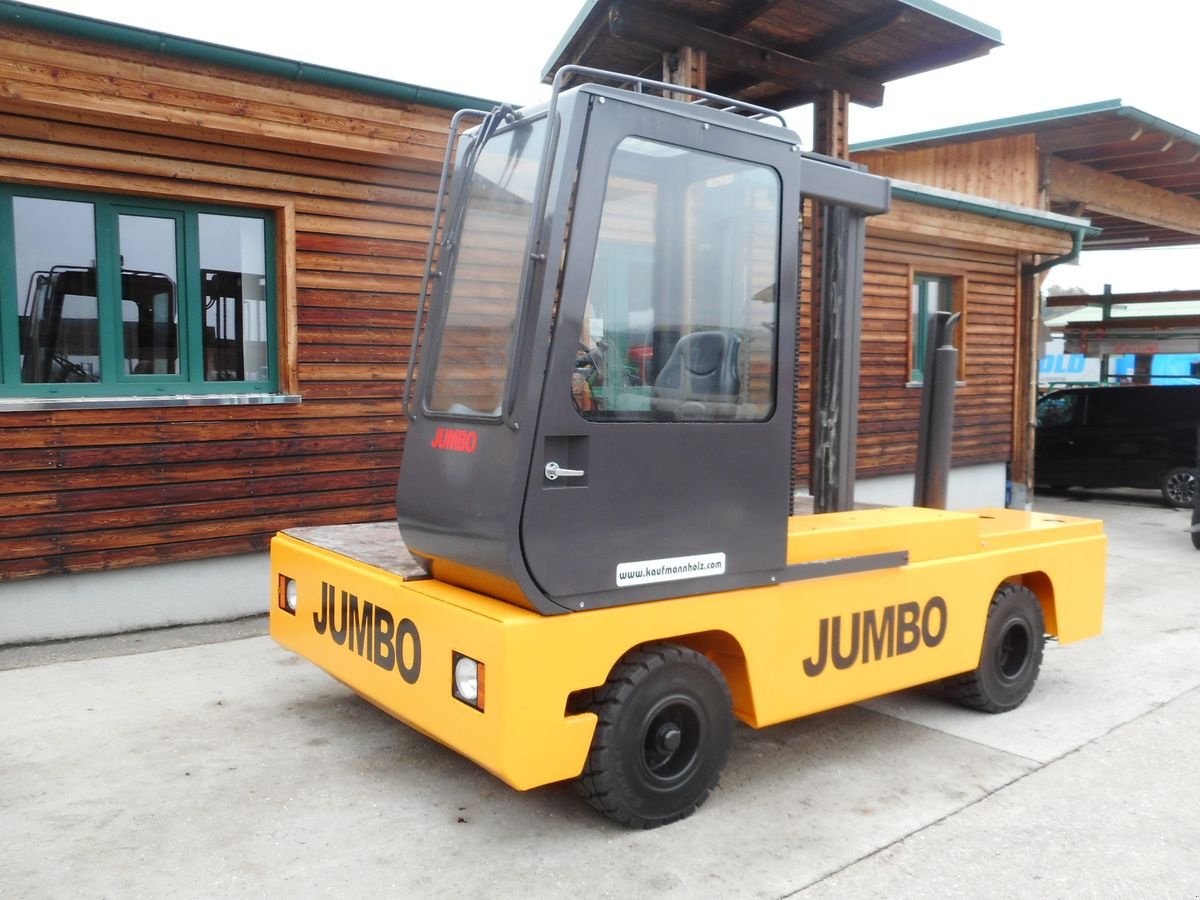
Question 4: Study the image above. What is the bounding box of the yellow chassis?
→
[270,506,1104,791]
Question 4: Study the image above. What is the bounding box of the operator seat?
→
[651,330,742,420]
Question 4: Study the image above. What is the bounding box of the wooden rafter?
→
[863,36,994,83]
[1046,156,1200,237]
[607,2,886,107]
[791,7,912,62]
[710,0,789,36]
[1037,122,1146,153]
[1045,288,1200,308]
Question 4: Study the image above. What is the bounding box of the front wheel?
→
[944,583,1045,713]
[575,643,733,828]
[1161,466,1198,509]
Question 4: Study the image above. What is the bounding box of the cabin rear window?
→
[426,117,547,417]
[0,186,276,399]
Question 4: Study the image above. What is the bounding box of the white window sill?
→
[0,393,302,412]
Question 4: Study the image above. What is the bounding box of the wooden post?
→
[1011,261,1041,510]
[812,90,850,160]
[807,90,851,506]
[661,46,707,98]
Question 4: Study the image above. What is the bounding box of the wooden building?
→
[0,1,1118,641]
[853,100,1200,502]
[0,2,494,638]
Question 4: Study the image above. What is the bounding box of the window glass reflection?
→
[14,197,100,383]
[574,137,781,422]
[119,214,179,376]
[199,214,268,382]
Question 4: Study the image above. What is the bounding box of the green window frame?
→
[910,273,956,384]
[0,185,277,399]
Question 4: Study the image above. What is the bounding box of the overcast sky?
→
[27,0,1200,294]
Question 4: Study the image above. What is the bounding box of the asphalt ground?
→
[1,489,1197,898]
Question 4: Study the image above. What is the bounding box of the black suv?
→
[1035,385,1200,508]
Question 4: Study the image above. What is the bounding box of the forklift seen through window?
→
[573,137,780,422]
[4,189,274,395]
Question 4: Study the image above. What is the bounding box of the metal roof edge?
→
[851,99,1126,152]
[0,0,499,113]
[897,0,1001,43]
[1114,105,1200,152]
[889,179,1102,236]
[541,0,602,83]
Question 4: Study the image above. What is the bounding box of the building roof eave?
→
[0,0,499,113]
[889,178,1101,237]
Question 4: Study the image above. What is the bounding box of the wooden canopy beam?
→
[607,2,886,107]
[1037,122,1146,153]
[1046,155,1200,238]
[1064,314,1200,332]
[711,0,789,35]
[1063,141,1200,170]
[1045,288,1200,308]
[864,36,993,83]
[709,8,912,102]
[792,7,913,62]
[1140,171,1200,191]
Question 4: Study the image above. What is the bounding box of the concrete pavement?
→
[1,490,1197,898]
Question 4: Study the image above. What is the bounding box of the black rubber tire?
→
[944,583,1045,714]
[1161,466,1198,509]
[575,643,733,829]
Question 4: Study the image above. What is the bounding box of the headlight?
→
[278,576,298,615]
[453,652,484,709]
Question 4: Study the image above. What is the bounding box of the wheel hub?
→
[998,620,1031,680]
[1166,471,1196,505]
[655,722,682,754]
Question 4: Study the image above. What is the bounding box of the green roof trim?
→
[0,0,497,113]
[896,0,1001,43]
[541,0,602,83]
[852,99,1127,152]
[1111,104,1200,150]
[890,179,1101,237]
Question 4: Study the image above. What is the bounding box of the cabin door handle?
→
[545,462,585,481]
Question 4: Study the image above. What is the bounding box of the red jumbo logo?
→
[430,426,478,454]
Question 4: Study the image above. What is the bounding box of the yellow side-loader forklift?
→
[271,67,1106,828]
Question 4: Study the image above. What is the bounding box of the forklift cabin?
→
[398,72,889,615]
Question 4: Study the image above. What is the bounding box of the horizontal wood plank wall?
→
[0,26,457,579]
[793,214,1036,490]
[855,227,1021,479]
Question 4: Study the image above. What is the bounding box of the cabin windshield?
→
[426,117,548,417]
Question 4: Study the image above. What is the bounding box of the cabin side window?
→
[0,186,276,398]
[571,137,781,422]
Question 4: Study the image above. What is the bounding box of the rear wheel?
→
[945,583,1045,713]
[575,643,733,828]
[1161,466,1198,509]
